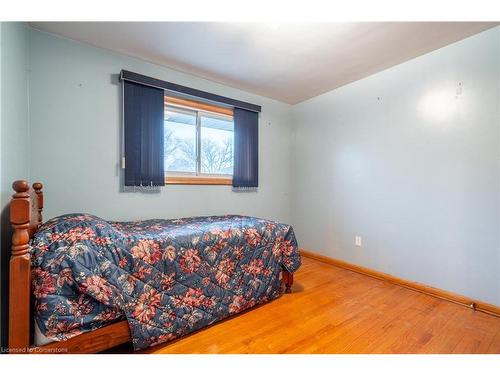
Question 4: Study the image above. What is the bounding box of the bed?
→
[8,180,301,353]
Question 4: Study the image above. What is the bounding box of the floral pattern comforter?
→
[30,214,300,350]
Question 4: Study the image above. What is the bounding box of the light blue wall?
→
[1,23,30,207]
[28,29,293,224]
[0,22,30,349]
[292,27,500,305]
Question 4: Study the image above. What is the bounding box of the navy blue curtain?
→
[233,108,259,188]
[124,81,165,186]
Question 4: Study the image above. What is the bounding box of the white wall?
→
[29,29,293,224]
[0,22,30,349]
[292,27,500,305]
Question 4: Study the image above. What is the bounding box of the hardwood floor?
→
[140,256,500,354]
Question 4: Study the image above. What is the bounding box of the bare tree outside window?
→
[201,137,233,174]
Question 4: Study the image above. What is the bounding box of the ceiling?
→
[30,22,498,104]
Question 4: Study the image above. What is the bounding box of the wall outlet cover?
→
[355,236,362,247]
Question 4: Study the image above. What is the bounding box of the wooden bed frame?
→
[8,180,294,354]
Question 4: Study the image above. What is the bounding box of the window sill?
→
[165,176,233,185]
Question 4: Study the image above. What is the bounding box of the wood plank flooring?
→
[139,256,500,354]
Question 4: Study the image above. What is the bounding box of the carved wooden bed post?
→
[9,180,43,352]
[33,182,44,225]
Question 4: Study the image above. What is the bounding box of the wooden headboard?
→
[9,180,43,351]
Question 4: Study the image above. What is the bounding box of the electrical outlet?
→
[355,236,362,247]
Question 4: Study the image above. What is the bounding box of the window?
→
[164,96,234,185]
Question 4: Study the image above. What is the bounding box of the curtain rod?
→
[119,70,262,113]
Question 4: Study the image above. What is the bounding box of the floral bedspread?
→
[30,214,300,350]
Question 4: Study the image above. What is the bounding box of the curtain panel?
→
[233,108,259,188]
[124,81,165,187]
